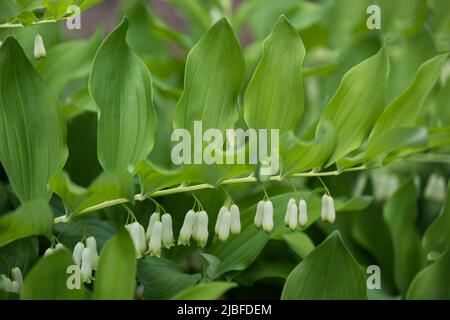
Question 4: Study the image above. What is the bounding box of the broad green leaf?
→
[0,36,68,202]
[0,200,53,247]
[317,47,389,164]
[334,195,373,212]
[280,123,336,176]
[21,249,88,299]
[384,180,425,293]
[423,181,450,257]
[137,257,201,300]
[36,30,101,95]
[281,231,367,300]
[173,17,245,133]
[370,54,448,138]
[50,170,135,216]
[0,238,39,274]
[407,249,450,299]
[172,282,237,300]
[244,15,305,132]
[89,18,157,170]
[281,232,315,259]
[236,260,294,286]
[93,228,136,300]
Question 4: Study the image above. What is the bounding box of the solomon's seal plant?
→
[0,0,450,301]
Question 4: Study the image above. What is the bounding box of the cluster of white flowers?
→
[126,212,175,258]
[44,242,65,257]
[1,267,23,294]
[321,194,336,224]
[72,237,99,284]
[34,34,46,60]
[284,198,308,230]
[215,204,241,241]
[254,200,274,232]
[371,172,399,201]
[424,174,447,203]
[179,210,209,246]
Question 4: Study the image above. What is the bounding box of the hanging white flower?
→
[288,201,298,231]
[55,243,65,251]
[34,33,46,59]
[178,210,196,246]
[44,248,54,257]
[161,213,175,249]
[284,198,296,226]
[215,207,227,235]
[11,267,23,289]
[127,222,147,258]
[218,209,231,241]
[230,204,241,235]
[326,195,336,224]
[321,194,329,221]
[86,236,99,270]
[254,200,265,228]
[73,242,85,266]
[262,200,274,232]
[424,174,447,203]
[298,199,308,227]
[148,221,163,257]
[1,275,12,293]
[146,212,160,240]
[195,211,209,247]
[80,248,93,284]
[10,281,20,294]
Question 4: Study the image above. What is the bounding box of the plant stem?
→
[54,166,367,224]
[0,19,63,29]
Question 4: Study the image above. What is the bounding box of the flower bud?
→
[34,33,46,59]
[148,221,162,257]
[298,199,308,227]
[55,243,65,251]
[86,236,99,270]
[44,247,54,257]
[10,280,20,294]
[288,202,298,230]
[80,248,93,284]
[127,222,147,258]
[73,242,85,266]
[321,194,329,221]
[215,207,227,234]
[218,209,231,241]
[326,195,336,224]
[161,213,174,249]
[146,212,160,240]
[262,200,274,232]
[254,201,265,228]
[11,267,23,287]
[195,211,209,247]
[178,210,196,246]
[1,275,12,293]
[230,204,241,235]
[284,198,296,226]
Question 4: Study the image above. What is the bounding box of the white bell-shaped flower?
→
[44,247,54,257]
[284,198,296,226]
[73,242,85,266]
[10,281,20,294]
[321,194,329,221]
[146,212,160,240]
[55,243,65,251]
[215,207,227,234]
[127,222,147,258]
[1,275,12,293]
[86,236,99,270]
[218,209,231,241]
[254,200,265,228]
[288,201,298,230]
[148,221,162,257]
[11,267,23,288]
[298,199,308,227]
[80,248,93,284]
[424,174,447,203]
[195,211,209,247]
[34,34,46,59]
[178,210,196,245]
[161,213,174,249]
[262,200,274,232]
[326,195,336,224]
[230,204,241,235]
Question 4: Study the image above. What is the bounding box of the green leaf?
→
[236,260,294,286]
[370,53,448,138]
[317,47,389,164]
[0,200,53,247]
[93,228,136,300]
[0,36,68,202]
[36,30,101,95]
[89,18,157,170]
[137,257,201,300]
[281,231,367,299]
[281,232,315,259]
[50,170,135,216]
[173,17,245,133]
[0,238,39,274]
[423,181,450,257]
[244,15,305,132]
[407,249,450,299]
[172,281,237,300]
[21,249,88,299]
[383,179,425,293]
[334,195,373,212]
